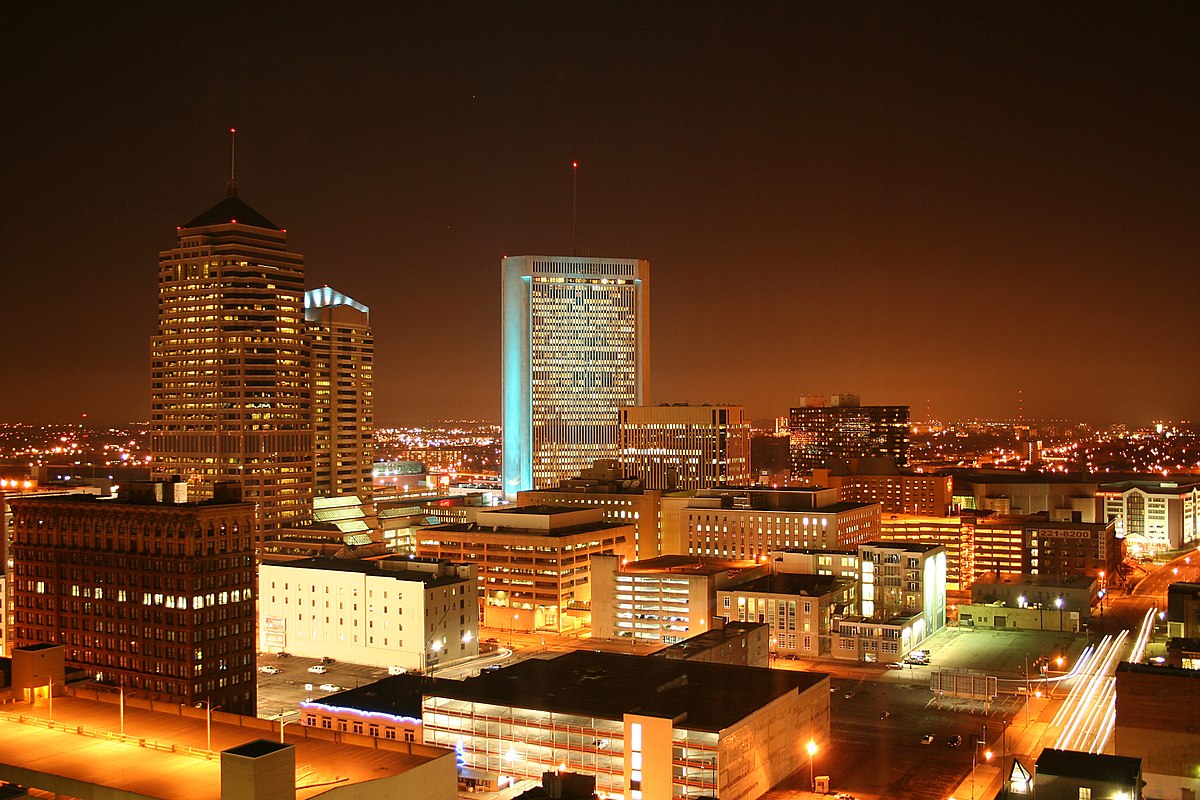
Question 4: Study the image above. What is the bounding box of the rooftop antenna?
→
[227,128,239,198]
[572,160,579,256]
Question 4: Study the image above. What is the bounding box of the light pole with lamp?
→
[806,739,818,791]
[510,612,519,645]
[971,728,993,800]
[119,686,136,736]
[430,639,443,675]
[276,709,300,743]
[203,699,222,752]
[1055,595,1064,632]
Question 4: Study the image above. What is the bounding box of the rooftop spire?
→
[226,128,239,198]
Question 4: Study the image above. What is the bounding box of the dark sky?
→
[3,4,1197,426]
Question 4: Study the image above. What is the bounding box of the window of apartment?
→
[1078,790,1091,800]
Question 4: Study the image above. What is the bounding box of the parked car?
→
[275,651,291,658]
[886,661,905,669]
[388,665,407,676]
[258,665,280,675]
[843,691,855,700]
[318,683,341,692]
[920,733,935,745]
[947,735,963,747]
[321,656,335,665]
[307,665,327,674]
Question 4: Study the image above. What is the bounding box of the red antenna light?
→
[230,127,236,133]
[572,161,578,168]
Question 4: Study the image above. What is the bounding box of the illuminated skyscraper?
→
[501,255,649,497]
[305,286,374,502]
[619,404,751,490]
[151,183,313,537]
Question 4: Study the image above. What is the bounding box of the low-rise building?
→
[258,556,478,673]
[421,650,830,800]
[652,620,770,667]
[1166,582,1200,639]
[879,514,972,590]
[718,572,855,658]
[417,505,634,633]
[965,572,1094,632]
[1033,748,1143,800]
[590,554,763,644]
[1115,661,1200,799]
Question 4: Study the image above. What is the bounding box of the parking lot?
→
[767,626,1089,800]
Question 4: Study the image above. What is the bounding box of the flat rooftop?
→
[427,521,628,538]
[428,650,826,732]
[621,555,758,575]
[731,573,846,596]
[264,556,467,587]
[305,673,432,720]
[0,694,444,800]
[656,622,767,659]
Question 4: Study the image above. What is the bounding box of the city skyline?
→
[3,5,1198,426]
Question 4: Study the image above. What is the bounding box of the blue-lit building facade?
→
[501,256,649,498]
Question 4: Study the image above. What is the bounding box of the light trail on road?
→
[1050,607,1157,754]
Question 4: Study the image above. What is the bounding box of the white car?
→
[307,665,327,674]
[258,665,280,675]
[318,683,342,693]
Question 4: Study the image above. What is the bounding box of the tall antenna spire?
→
[571,160,579,256]
[227,128,239,198]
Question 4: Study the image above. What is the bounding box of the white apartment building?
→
[259,556,478,672]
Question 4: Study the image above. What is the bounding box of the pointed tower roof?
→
[183,182,279,230]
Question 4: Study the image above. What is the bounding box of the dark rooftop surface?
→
[225,739,291,758]
[861,540,944,553]
[622,555,758,575]
[306,673,431,720]
[184,194,279,230]
[655,622,766,660]
[429,650,826,732]
[1035,748,1141,784]
[480,505,594,516]
[730,572,845,596]
[428,520,628,538]
[266,556,465,587]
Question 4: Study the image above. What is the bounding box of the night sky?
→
[3,4,1197,426]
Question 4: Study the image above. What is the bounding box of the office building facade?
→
[619,404,751,491]
[151,185,313,536]
[811,459,951,516]
[259,556,478,673]
[1098,479,1200,555]
[9,481,257,714]
[305,286,374,502]
[501,256,649,497]
[788,396,910,475]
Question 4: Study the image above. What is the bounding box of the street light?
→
[806,739,818,791]
[510,612,519,645]
[119,686,137,736]
[202,698,222,752]
[275,709,300,743]
[1055,596,1064,632]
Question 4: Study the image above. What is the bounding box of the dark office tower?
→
[8,481,258,714]
[304,287,374,502]
[151,183,313,538]
[501,255,650,498]
[788,395,910,475]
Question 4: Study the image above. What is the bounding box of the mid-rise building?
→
[951,470,1101,520]
[811,458,952,516]
[970,514,1028,581]
[1026,516,1121,583]
[305,286,374,502]
[518,459,663,559]
[590,554,764,643]
[831,541,946,662]
[151,183,313,536]
[421,650,830,800]
[1033,748,1144,800]
[618,404,751,490]
[1098,479,1200,555]
[259,556,477,673]
[788,395,909,475]
[8,481,257,714]
[1165,582,1200,640]
[417,505,635,633]
[663,487,881,559]
[770,547,860,580]
[501,255,650,497]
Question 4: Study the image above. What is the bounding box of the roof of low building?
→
[1034,748,1141,784]
[728,572,847,597]
[426,650,825,733]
